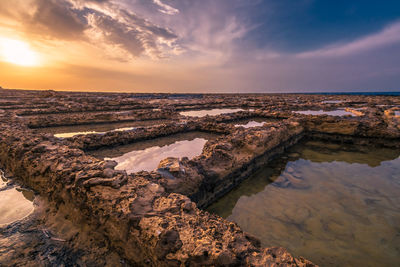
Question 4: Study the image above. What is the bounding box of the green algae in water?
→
[207,140,400,266]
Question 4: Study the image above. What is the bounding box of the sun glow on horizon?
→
[0,37,40,66]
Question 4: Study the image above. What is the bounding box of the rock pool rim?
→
[206,139,400,266]
[1,91,399,266]
[0,170,35,226]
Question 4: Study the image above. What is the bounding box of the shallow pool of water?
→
[235,121,265,128]
[36,119,170,138]
[233,117,271,128]
[207,140,400,266]
[0,170,34,226]
[90,131,218,173]
[322,100,343,104]
[294,109,356,116]
[180,108,244,117]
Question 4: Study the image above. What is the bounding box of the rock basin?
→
[322,100,343,104]
[2,90,400,266]
[234,117,270,128]
[294,109,356,116]
[0,170,34,226]
[180,108,245,117]
[35,119,170,138]
[89,131,219,173]
[208,140,400,266]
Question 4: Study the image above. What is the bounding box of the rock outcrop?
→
[0,114,314,266]
[2,89,400,266]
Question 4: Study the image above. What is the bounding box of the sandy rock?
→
[158,157,181,173]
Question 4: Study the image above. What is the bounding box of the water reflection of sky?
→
[55,131,98,138]
[54,127,137,138]
[235,121,265,128]
[180,108,244,117]
[36,119,169,138]
[107,138,208,173]
[208,141,400,266]
[322,100,343,104]
[0,170,34,226]
[294,109,356,116]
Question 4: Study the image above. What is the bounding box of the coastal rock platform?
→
[1,88,399,266]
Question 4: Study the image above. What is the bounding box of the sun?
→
[0,37,40,66]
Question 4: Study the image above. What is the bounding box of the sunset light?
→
[0,1,399,266]
[0,37,39,67]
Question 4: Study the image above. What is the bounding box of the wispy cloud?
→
[153,0,179,15]
[149,1,252,65]
[297,21,400,58]
[1,0,399,92]
[0,0,180,60]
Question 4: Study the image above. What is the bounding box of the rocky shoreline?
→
[1,89,399,266]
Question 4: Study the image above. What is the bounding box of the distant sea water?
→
[304,91,400,96]
[129,92,399,97]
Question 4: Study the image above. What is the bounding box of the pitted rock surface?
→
[1,89,400,266]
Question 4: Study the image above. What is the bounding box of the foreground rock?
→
[1,89,400,266]
[0,115,314,266]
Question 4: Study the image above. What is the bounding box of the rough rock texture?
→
[25,109,177,128]
[67,121,199,150]
[383,108,400,132]
[63,105,400,208]
[1,89,400,266]
[150,120,304,208]
[0,197,128,266]
[0,114,314,266]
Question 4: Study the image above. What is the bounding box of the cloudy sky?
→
[0,0,399,92]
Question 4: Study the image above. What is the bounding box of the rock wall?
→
[2,90,400,266]
[0,113,314,266]
[26,109,177,128]
[150,120,304,208]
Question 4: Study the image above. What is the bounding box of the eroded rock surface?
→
[1,89,400,266]
[0,114,314,266]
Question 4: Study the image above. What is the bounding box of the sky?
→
[0,0,400,93]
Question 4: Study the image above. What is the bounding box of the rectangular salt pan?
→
[235,121,266,128]
[90,132,218,174]
[180,108,244,117]
[294,110,356,116]
[36,120,169,138]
